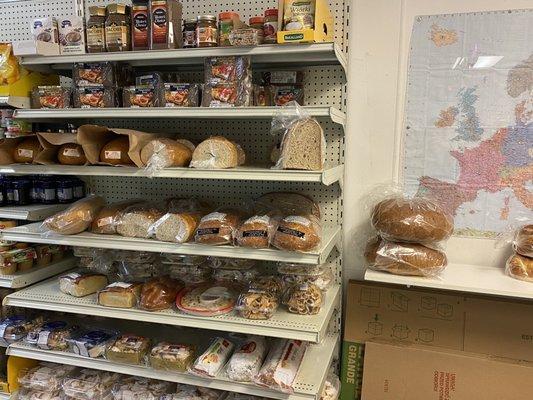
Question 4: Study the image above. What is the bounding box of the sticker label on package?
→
[104,150,122,160]
[196,228,220,236]
[277,226,305,238]
[242,230,268,238]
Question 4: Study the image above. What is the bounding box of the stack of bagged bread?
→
[505,224,533,282]
[364,196,454,277]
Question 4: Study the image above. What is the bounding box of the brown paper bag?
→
[35,132,82,165]
[0,136,41,165]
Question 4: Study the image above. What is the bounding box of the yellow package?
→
[0,43,20,85]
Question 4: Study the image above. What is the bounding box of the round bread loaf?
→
[176,139,196,152]
[13,137,41,164]
[371,197,453,243]
[44,195,106,235]
[236,215,279,249]
[232,142,246,166]
[364,236,382,266]
[153,212,201,243]
[99,136,133,165]
[190,136,239,169]
[257,192,321,218]
[367,240,447,276]
[514,225,533,258]
[272,215,321,252]
[140,138,192,168]
[116,204,164,238]
[91,200,142,234]
[506,253,533,282]
[58,143,87,165]
[195,211,241,245]
[139,277,182,311]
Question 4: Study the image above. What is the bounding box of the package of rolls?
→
[42,195,106,235]
[365,195,454,277]
[506,224,533,282]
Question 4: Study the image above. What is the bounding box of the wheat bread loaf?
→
[195,210,241,245]
[99,136,133,165]
[272,214,321,252]
[59,272,108,297]
[506,253,533,282]
[44,195,105,235]
[58,143,87,165]
[176,139,196,153]
[152,212,201,243]
[257,192,321,218]
[363,236,382,266]
[278,118,324,171]
[91,200,143,234]
[116,203,164,238]
[236,214,280,249]
[514,225,533,258]
[13,137,42,164]
[190,137,239,169]
[140,138,192,168]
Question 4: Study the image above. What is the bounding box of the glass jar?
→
[56,179,74,204]
[105,3,131,52]
[72,178,85,200]
[0,177,5,206]
[9,178,31,206]
[196,15,218,48]
[263,8,278,44]
[249,16,264,31]
[218,12,239,46]
[41,177,57,204]
[87,6,107,53]
[182,18,197,48]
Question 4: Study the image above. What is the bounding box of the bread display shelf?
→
[0,256,76,289]
[0,165,344,185]
[13,106,346,127]
[7,334,338,400]
[20,43,347,73]
[0,203,68,221]
[365,263,533,300]
[4,277,339,342]
[0,223,340,265]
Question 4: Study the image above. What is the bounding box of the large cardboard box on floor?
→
[361,341,533,400]
[340,280,533,400]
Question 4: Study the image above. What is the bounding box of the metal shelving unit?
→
[0,257,75,289]
[0,204,67,221]
[7,334,338,400]
[1,222,340,264]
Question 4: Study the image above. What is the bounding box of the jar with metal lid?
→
[249,16,265,31]
[72,178,85,200]
[0,177,5,206]
[196,15,218,48]
[263,8,278,44]
[182,18,197,48]
[56,179,74,204]
[218,12,239,46]
[105,3,131,52]
[87,6,107,53]
[8,178,31,206]
[41,177,57,204]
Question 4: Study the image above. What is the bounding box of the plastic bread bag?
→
[105,333,151,365]
[194,209,242,245]
[62,368,121,400]
[506,253,533,283]
[139,277,183,311]
[208,257,256,270]
[91,199,144,235]
[189,336,235,377]
[117,260,162,282]
[73,62,115,87]
[24,320,79,351]
[320,372,341,400]
[272,214,322,253]
[235,206,281,249]
[111,376,175,400]
[149,342,196,372]
[141,139,193,176]
[189,136,243,169]
[370,195,454,244]
[212,267,259,285]
[167,263,212,284]
[116,202,165,238]
[283,283,323,315]
[164,83,200,107]
[17,388,62,400]
[278,263,334,291]
[236,289,279,320]
[18,363,77,392]
[271,101,325,171]
[256,192,321,219]
[42,195,106,235]
[176,282,239,316]
[149,210,201,244]
[68,328,118,358]
[113,250,158,263]
[513,224,533,258]
[253,338,308,393]
[0,314,44,346]
[226,336,268,382]
[249,275,285,296]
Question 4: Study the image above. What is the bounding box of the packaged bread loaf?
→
[226,336,268,382]
[116,202,165,238]
[69,328,118,358]
[98,282,142,308]
[43,195,105,235]
[514,225,533,258]
[506,253,533,282]
[190,337,235,377]
[257,192,321,218]
[99,136,133,165]
[151,211,202,243]
[139,277,182,311]
[272,214,321,252]
[13,137,42,164]
[364,237,448,277]
[140,138,193,170]
[236,289,279,320]
[235,212,280,249]
[195,209,241,245]
[190,137,240,169]
[283,283,323,315]
[276,118,325,171]
[149,342,195,372]
[91,199,142,234]
[371,196,454,243]
[57,143,87,165]
[59,272,108,297]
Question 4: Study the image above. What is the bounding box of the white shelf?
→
[4,277,339,342]
[364,263,533,300]
[7,334,338,400]
[0,96,29,109]
[0,392,9,400]
[0,256,75,289]
[0,165,344,186]
[0,204,68,221]
[0,223,340,265]
[19,43,347,73]
[13,106,346,127]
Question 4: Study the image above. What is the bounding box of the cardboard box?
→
[276,0,333,43]
[361,341,533,400]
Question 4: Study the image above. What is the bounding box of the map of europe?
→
[403,11,533,236]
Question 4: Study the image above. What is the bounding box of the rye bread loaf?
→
[190,136,239,169]
[272,214,321,252]
[116,203,164,238]
[506,253,533,282]
[257,192,321,218]
[140,138,192,168]
[44,195,106,235]
[371,197,454,243]
[91,199,142,234]
[366,239,447,277]
[236,213,280,249]
[195,210,241,245]
[278,118,324,171]
[153,212,201,243]
[514,225,533,258]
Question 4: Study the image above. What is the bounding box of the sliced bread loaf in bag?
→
[43,195,106,235]
[140,138,192,169]
[190,136,239,169]
[116,202,165,238]
[151,212,202,243]
[277,118,325,171]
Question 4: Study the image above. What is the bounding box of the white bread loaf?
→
[190,137,239,169]
[278,118,324,171]
[43,195,106,235]
[140,138,192,168]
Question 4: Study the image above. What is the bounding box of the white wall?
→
[343,0,533,280]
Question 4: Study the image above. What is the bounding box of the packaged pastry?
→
[226,336,267,382]
[73,62,115,87]
[208,257,255,270]
[164,83,200,107]
[365,237,448,277]
[17,388,62,400]
[212,267,259,285]
[111,376,175,400]
[69,329,117,358]
[190,337,235,377]
[62,369,120,400]
[31,86,71,109]
[139,277,182,311]
[278,263,334,291]
[98,282,142,308]
[162,254,207,265]
[91,200,143,235]
[320,373,341,400]
[514,224,533,258]
[283,283,323,315]
[123,85,163,107]
[201,83,252,107]
[205,56,251,85]
[371,196,454,243]
[149,342,195,372]
[167,263,212,285]
[114,249,157,263]
[272,214,322,252]
[176,282,238,316]
[270,86,305,106]
[506,253,533,282]
[194,210,241,245]
[106,333,151,365]
[43,195,106,235]
[235,213,280,249]
[249,275,284,296]
[19,363,76,392]
[116,202,165,239]
[74,86,116,108]
[136,72,164,87]
[236,289,279,320]
[0,315,43,346]
[254,339,308,393]
[25,320,77,351]
[59,272,108,297]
